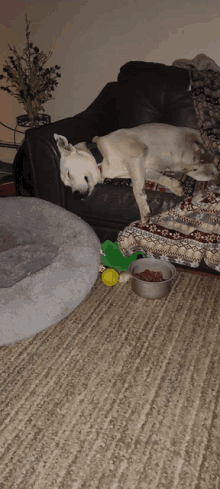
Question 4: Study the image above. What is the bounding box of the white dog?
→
[54,123,219,225]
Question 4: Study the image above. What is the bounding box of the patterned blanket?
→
[117,55,220,271]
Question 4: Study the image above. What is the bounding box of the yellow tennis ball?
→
[102,268,119,286]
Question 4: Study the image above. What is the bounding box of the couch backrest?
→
[114,61,198,130]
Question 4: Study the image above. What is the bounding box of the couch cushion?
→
[117,61,190,87]
[86,82,119,129]
[115,61,191,129]
[166,91,198,128]
[65,183,183,226]
[115,85,163,128]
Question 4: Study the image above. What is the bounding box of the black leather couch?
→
[13,61,220,276]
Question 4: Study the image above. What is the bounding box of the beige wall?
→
[1,0,220,148]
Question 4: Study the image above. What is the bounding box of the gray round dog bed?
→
[0,197,101,346]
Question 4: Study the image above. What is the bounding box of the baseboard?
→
[176,266,220,279]
[0,178,17,197]
[0,161,13,174]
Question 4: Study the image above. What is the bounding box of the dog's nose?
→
[84,176,88,183]
[73,190,82,200]
[73,189,90,200]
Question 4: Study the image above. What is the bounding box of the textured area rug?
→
[1,271,220,489]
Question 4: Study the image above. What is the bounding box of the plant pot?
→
[16,113,51,128]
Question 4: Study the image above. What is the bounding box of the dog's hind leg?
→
[144,169,185,197]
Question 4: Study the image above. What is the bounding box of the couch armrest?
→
[13,108,114,205]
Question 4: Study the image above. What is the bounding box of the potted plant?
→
[0,14,61,127]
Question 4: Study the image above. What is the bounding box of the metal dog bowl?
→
[128,257,177,299]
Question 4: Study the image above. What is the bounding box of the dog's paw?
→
[192,190,204,203]
[172,181,185,197]
[140,213,151,226]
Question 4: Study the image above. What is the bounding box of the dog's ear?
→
[54,134,68,145]
[53,134,76,154]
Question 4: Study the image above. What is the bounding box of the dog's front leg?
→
[128,156,151,225]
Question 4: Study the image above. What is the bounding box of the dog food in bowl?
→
[134,269,165,282]
[128,258,177,299]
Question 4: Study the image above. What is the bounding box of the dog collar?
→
[86,141,104,164]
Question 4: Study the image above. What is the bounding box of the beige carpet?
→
[1,271,220,489]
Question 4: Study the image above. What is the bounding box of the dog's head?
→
[54,134,101,199]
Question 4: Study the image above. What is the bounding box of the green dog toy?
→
[101,240,145,272]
